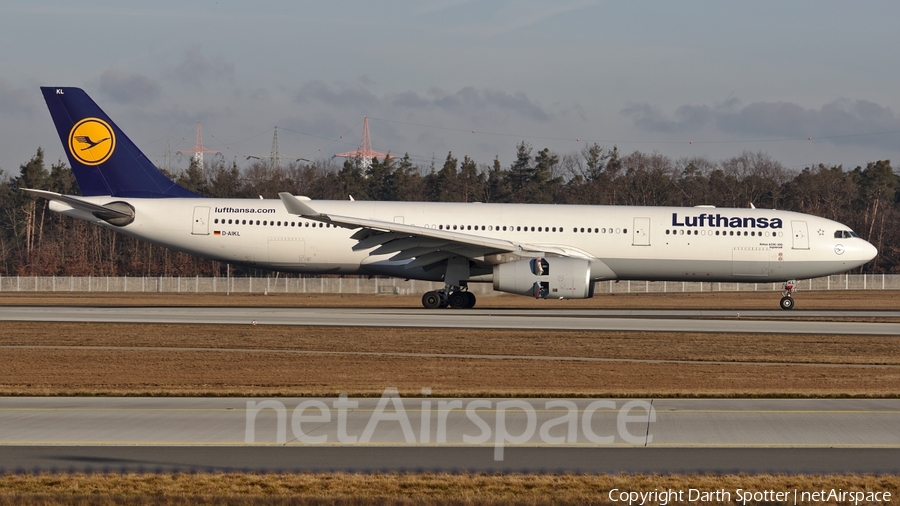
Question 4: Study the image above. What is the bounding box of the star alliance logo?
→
[68,118,116,166]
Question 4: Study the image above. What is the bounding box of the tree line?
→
[1,142,896,276]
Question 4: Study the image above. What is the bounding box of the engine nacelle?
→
[493,257,594,299]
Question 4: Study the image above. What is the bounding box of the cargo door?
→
[732,247,769,277]
[268,237,306,265]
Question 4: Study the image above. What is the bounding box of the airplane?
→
[25,87,877,310]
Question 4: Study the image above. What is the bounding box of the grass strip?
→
[1,472,899,505]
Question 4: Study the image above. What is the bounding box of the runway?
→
[1,306,899,334]
[1,397,899,473]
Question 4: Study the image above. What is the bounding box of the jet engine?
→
[493,257,594,299]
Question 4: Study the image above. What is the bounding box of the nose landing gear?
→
[780,280,797,310]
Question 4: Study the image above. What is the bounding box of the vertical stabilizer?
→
[41,87,201,198]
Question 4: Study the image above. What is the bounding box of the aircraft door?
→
[192,206,210,235]
[632,217,650,246]
[791,220,809,250]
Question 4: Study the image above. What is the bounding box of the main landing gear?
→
[422,255,477,309]
[421,287,476,309]
[779,280,797,310]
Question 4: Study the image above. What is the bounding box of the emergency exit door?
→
[791,220,809,250]
[192,206,210,235]
[632,217,650,246]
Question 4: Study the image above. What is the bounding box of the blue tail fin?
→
[41,87,201,198]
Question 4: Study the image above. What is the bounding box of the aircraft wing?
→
[279,193,591,270]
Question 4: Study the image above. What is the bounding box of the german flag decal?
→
[214,231,221,236]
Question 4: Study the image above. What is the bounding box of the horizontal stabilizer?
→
[21,189,133,220]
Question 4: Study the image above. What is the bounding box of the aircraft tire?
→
[464,292,476,308]
[422,291,442,309]
[448,292,469,309]
[779,296,794,310]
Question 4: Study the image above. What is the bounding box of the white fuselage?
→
[51,197,877,284]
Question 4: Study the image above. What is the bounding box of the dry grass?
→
[1,322,898,397]
[1,472,898,505]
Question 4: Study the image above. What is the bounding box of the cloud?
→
[296,81,551,122]
[295,80,380,109]
[719,99,900,143]
[391,90,431,109]
[281,114,354,146]
[620,102,715,133]
[97,68,161,105]
[0,81,34,117]
[166,43,234,86]
[623,98,900,149]
[393,86,552,122]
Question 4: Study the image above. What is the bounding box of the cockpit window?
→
[834,230,859,239]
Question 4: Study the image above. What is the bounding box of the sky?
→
[2,1,900,179]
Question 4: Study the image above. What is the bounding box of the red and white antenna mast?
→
[334,117,388,169]
[177,121,220,168]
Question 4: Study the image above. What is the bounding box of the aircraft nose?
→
[846,239,878,264]
[862,240,878,262]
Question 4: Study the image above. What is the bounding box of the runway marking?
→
[3,345,899,368]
